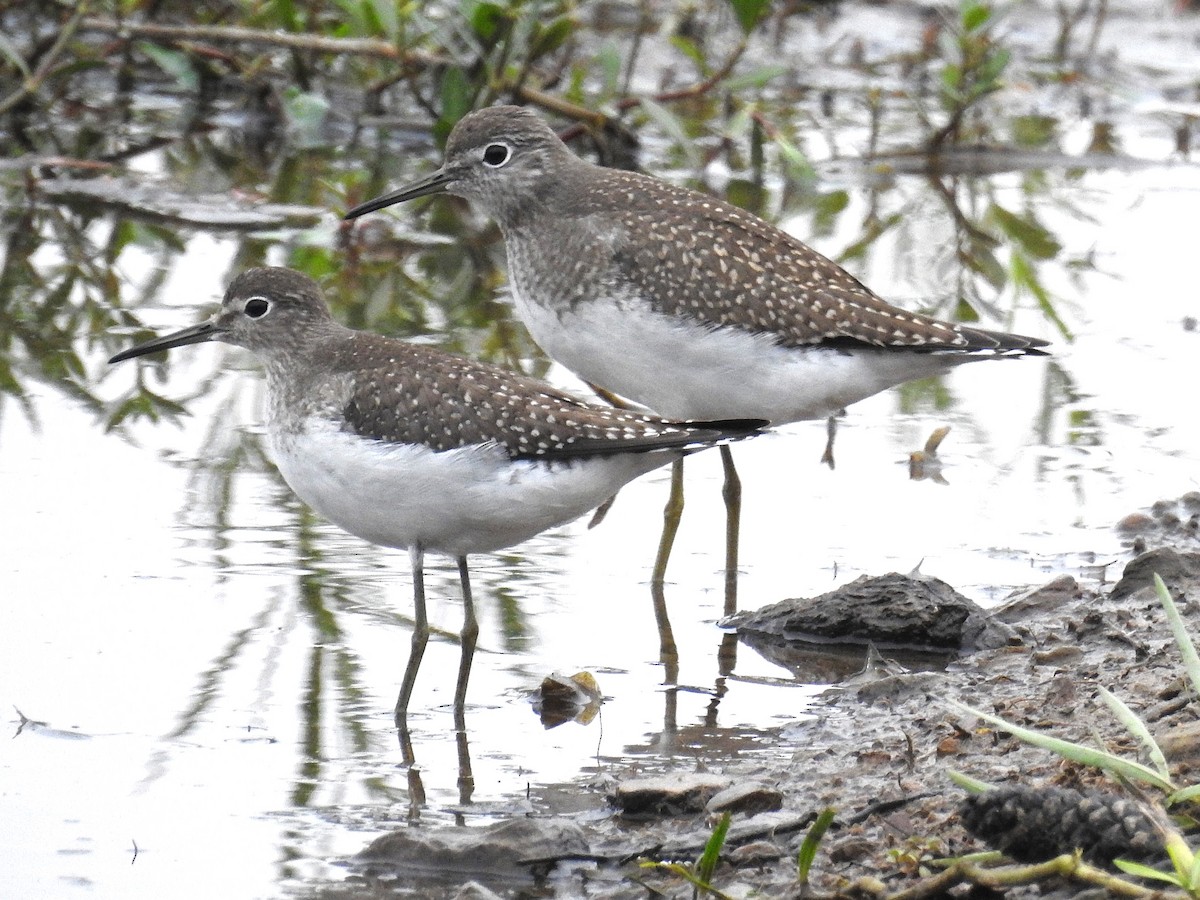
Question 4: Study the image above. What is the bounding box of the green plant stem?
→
[889,854,1160,899]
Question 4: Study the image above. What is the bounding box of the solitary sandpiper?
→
[344,104,1050,611]
[109,267,765,730]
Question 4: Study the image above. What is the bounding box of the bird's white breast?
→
[268,421,675,557]
[511,289,967,423]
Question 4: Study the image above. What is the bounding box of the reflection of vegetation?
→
[924,0,1012,153]
[2,0,1116,445]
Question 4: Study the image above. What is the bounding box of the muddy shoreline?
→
[322,492,1200,898]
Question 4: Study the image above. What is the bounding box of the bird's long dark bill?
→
[109,321,221,364]
[343,169,453,219]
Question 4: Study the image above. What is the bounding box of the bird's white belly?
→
[269,425,673,557]
[514,293,970,423]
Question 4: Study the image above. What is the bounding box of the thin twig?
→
[77,17,449,67]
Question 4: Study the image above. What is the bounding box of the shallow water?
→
[3,1,1200,896]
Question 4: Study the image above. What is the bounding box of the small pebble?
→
[728,840,783,866]
[706,782,784,815]
[613,773,731,815]
[1116,512,1155,534]
[1158,721,1200,762]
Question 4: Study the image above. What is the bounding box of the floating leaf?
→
[1156,574,1200,699]
[946,770,993,794]
[469,1,510,43]
[437,66,474,140]
[774,133,814,182]
[640,98,702,170]
[980,47,1011,83]
[668,34,705,72]
[1097,686,1169,779]
[1114,858,1183,886]
[990,205,1062,260]
[721,64,788,92]
[367,0,400,40]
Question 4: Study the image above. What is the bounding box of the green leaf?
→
[941,62,963,94]
[726,0,772,34]
[945,770,993,794]
[1156,574,1200,698]
[267,0,299,31]
[1096,686,1169,779]
[961,1,992,33]
[697,812,731,883]
[811,189,850,236]
[1113,858,1182,885]
[1010,114,1058,148]
[949,700,1177,793]
[725,179,766,216]
[796,807,835,883]
[721,65,788,92]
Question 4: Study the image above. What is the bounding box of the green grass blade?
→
[696,812,731,884]
[946,770,993,794]
[949,701,1176,792]
[1113,858,1182,886]
[1167,784,1200,805]
[796,807,836,884]
[1097,686,1170,778]
[1156,574,1200,697]
[1188,846,1200,892]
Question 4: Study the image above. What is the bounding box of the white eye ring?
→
[482,142,512,168]
[244,296,270,319]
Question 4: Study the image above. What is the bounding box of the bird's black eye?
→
[244,297,270,318]
[482,143,511,167]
